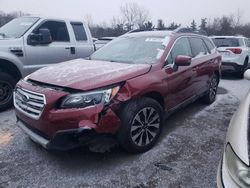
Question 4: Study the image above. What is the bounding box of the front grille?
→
[14,87,46,120]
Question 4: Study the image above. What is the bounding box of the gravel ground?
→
[0,77,249,188]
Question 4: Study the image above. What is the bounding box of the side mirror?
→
[244,69,250,80]
[92,38,98,43]
[175,55,192,66]
[27,28,52,45]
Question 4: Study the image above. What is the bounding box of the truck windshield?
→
[91,36,168,64]
[0,17,39,38]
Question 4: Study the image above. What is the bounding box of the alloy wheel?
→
[209,76,218,101]
[130,107,160,147]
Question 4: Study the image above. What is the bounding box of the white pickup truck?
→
[0,16,95,110]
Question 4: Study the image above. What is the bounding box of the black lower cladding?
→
[221,62,244,73]
[17,117,100,150]
[48,128,98,150]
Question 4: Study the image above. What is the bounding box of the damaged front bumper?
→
[14,80,122,151]
[17,119,95,150]
[17,119,116,151]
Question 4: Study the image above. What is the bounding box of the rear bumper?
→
[17,119,101,151]
[221,62,244,73]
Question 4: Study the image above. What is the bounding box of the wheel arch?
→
[142,91,165,109]
[214,70,220,83]
[245,56,249,63]
[0,59,22,81]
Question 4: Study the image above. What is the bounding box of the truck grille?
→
[14,87,46,120]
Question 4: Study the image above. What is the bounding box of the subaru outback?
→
[14,30,221,153]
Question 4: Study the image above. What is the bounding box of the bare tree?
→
[84,14,94,27]
[120,2,150,31]
[137,6,150,28]
[110,16,124,28]
[231,9,243,28]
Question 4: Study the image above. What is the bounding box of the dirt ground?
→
[0,77,249,188]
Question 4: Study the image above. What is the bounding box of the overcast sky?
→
[0,0,250,26]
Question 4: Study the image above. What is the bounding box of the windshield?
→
[0,17,39,38]
[212,38,241,47]
[91,36,168,64]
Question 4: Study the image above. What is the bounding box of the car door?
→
[189,37,215,95]
[24,20,77,74]
[163,37,195,110]
[70,22,95,58]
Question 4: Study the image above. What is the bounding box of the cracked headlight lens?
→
[60,86,120,109]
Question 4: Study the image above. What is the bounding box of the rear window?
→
[71,22,87,41]
[212,38,240,47]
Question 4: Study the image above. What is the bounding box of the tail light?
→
[226,48,242,54]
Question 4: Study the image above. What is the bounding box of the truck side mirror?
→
[27,28,52,45]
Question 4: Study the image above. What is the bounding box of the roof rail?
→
[174,27,208,36]
[126,28,155,34]
[125,27,208,36]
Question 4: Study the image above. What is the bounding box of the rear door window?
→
[189,37,208,58]
[204,38,216,54]
[71,22,88,41]
[166,37,192,65]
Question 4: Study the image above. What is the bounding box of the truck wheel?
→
[202,74,219,104]
[118,98,163,153]
[0,72,17,111]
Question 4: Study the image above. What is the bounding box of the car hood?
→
[28,59,151,90]
[226,89,250,165]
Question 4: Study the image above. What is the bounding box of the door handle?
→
[65,47,76,54]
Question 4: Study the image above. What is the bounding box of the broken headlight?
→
[60,86,120,109]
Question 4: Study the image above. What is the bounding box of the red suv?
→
[14,31,221,153]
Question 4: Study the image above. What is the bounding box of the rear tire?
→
[0,72,17,111]
[202,74,219,104]
[118,98,163,153]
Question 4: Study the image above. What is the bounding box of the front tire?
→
[0,72,17,111]
[202,74,219,104]
[118,98,163,153]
